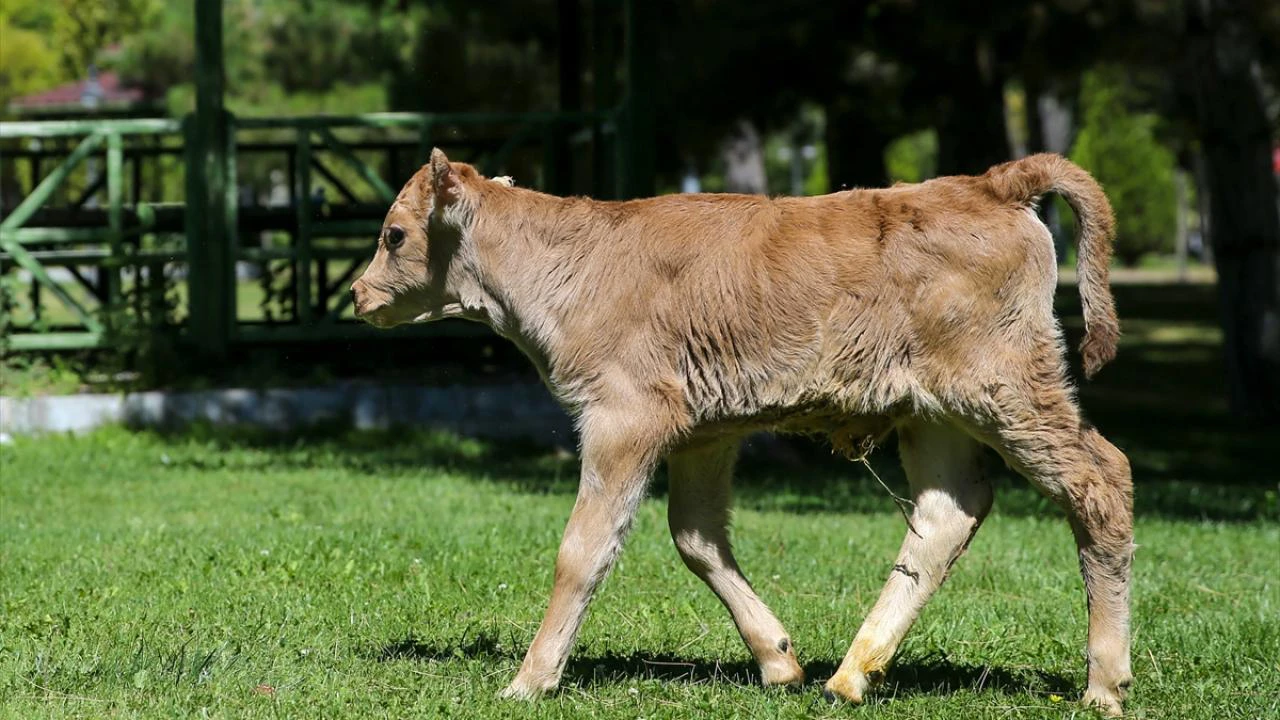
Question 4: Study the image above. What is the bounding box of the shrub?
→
[886,130,938,185]
[1069,68,1178,266]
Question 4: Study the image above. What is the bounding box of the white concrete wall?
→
[0,382,575,446]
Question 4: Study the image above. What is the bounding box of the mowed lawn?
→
[3,281,1278,719]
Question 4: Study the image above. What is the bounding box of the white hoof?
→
[1082,687,1125,717]
[498,675,555,701]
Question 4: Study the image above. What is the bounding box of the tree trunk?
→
[1188,0,1280,423]
[935,37,1010,176]
[1024,76,1045,157]
[1039,90,1076,263]
[824,98,891,190]
[1175,170,1190,282]
[1193,150,1215,265]
[552,0,582,196]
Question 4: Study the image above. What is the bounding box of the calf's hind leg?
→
[983,386,1134,717]
[1072,428,1134,717]
[825,421,993,703]
[667,439,804,687]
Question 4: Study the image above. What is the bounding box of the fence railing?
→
[0,110,619,352]
[0,119,185,351]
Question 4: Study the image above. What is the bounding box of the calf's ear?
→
[429,148,461,207]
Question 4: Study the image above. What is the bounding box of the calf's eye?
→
[385,224,406,249]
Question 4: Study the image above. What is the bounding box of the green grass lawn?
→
[2,429,1277,720]
[3,280,1278,719]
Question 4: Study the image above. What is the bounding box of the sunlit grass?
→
[1,425,1276,719]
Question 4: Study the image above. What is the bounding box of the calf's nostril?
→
[350,284,367,316]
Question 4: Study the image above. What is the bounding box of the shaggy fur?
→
[352,150,1134,716]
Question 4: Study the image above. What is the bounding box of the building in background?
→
[8,65,158,120]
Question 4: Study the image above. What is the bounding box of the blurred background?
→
[0,0,1277,428]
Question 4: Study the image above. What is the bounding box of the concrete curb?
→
[0,381,576,445]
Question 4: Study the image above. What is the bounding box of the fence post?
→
[106,131,124,327]
[187,0,232,358]
[294,126,314,324]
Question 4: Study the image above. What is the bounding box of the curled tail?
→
[986,153,1120,379]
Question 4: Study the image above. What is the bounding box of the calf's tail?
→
[986,153,1120,379]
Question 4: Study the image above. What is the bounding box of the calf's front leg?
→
[499,425,659,699]
[667,438,804,687]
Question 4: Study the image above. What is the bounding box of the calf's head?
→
[352,148,489,328]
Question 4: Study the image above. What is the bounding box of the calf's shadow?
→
[376,633,1076,701]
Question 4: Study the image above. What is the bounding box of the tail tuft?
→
[1080,316,1120,379]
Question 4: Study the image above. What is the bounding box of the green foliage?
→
[116,0,406,116]
[0,3,63,114]
[886,130,938,184]
[0,354,84,396]
[110,0,557,118]
[257,1,410,94]
[98,262,183,386]
[758,106,828,196]
[113,1,193,96]
[762,135,825,197]
[803,144,829,196]
[0,271,20,355]
[1069,68,1179,266]
[51,0,162,76]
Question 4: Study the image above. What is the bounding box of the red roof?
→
[10,71,146,110]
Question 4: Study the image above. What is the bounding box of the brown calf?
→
[352,150,1134,716]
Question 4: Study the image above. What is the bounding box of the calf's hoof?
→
[1082,667,1131,718]
[822,668,879,704]
[1082,685,1126,718]
[760,650,805,688]
[497,674,557,701]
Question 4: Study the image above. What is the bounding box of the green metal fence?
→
[0,119,185,351]
[0,109,623,352]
